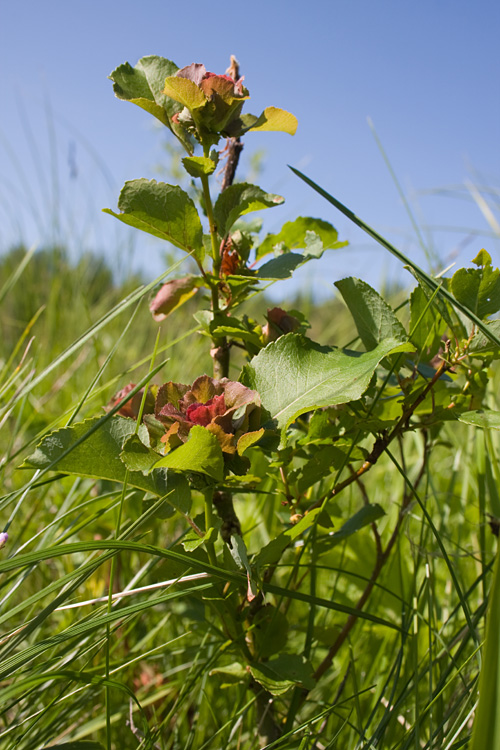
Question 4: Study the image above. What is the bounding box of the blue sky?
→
[1,0,499,296]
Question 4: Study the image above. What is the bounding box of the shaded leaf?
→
[228,534,258,601]
[109,56,192,152]
[249,654,315,696]
[214,183,284,236]
[257,253,303,279]
[316,504,385,555]
[451,249,500,320]
[335,277,407,350]
[24,417,168,496]
[120,433,159,473]
[150,276,201,320]
[468,319,500,357]
[409,284,444,360]
[182,155,217,177]
[254,508,323,570]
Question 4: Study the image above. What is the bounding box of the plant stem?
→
[199,166,230,379]
[203,488,218,567]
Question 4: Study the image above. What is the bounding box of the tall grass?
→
[0,235,498,748]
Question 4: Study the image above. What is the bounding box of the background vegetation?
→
[1,231,499,749]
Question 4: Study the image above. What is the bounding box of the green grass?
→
[0,243,498,749]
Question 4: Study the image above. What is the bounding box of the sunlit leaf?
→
[104,179,204,260]
[242,333,413,441]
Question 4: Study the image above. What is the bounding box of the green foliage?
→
[104,179,204,260]
[2,51,500,750]
[242,332,412,438]
[213,183,284,236]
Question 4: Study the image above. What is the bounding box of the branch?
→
[308,357,450,512]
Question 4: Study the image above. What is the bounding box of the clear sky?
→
[1,0,499,297]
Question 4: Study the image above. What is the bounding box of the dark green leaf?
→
[335,277,407,350]
[468,319,500,357]
[182,155,217,177]
[120,433,160,473]
[228,534,258,600]
[254,509,323,570]
[257,252,303,279]
[451,250,500,320]
[109,56,192,151]
[214,183,284,236]
[104,179,204,260]
[409,284,444,360]
[315,504,385,555]
[252,605,289,658]
[249,654,315,696]
[24,417,168,496]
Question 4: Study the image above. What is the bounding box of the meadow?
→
[1,54,500,750]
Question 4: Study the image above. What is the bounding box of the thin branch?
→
[308,358,450,513]
[312,435,430,685]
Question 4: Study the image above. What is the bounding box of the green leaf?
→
[254,508,323,570]
[120,433,159,473]
[458,410,500,430]
[120,435,191,515]
[182,155,217,178]
[210,315,262,347]
[468,319,500,357]
[109,56,193,152]
[103,179,204,260]
[109,58,172,125]
[451,250,500,320]
[182,524,219,552]
[242,333,413,441]
[409,284,444,360]
[165,471,192,514]
[252,605,289,658]
[257,216,344,261]
[257,252,304,279]
[214,183,284,236]
[154,425,224,481]
[249,654,315,696]
[470,545,500,750]
[316,504,385,555]
[246,107,298,135]
[335,277,407,350]
[237,428,265,456]
[24,416,168,496]
[228,534,258,600]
